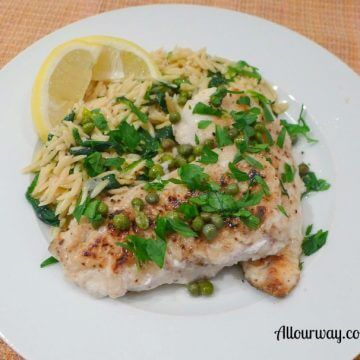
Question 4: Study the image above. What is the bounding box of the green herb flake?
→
[210,86,228,107]
[178,164,210,191]
[40,256,59,268]
[91,109,109,132]
[215,125,232,147]
[277,205,289,217]
[208,70,228,88]
[117,235,167,268]
[301,171,330,198]
[199,145,218,164]
[63,110,76,122]
[302,226,328,256]
[237,96,251,106]
[197,120,212,129]
[83,152,105,177]
[253,174,270,196]
[276,127,287,148]
[233,209,261,229]
[103,157,124,170]
[177,203,199,220]
[116,96,148,123]
[192,102,222,117]
[228,162,249,182]
[227,60,262,82]
[243,154,264,170]
[281,163,296,183]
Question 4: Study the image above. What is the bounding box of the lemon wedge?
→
[31,36,160,141]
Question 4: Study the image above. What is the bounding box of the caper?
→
[224,183,239,195]
[148,164,164,180]
[204,139,216,149]
[113,213,130,231]
[92,216,104,229]
[254,123,266,133]
[161,138,176,150]
[228,127,239,140]
[198,279,214,296]
[191,216,204,232]
[177,144,193,157]
[135,212,149,230]
[193,145,203,156]
[82,121,95,134]
[166,211,180,220]
[211,214,224,229]
[174,155,187,167]
[98,202,108,215]
[145,192,160,205]
[178,91,189,106]
[169,111,181,124]
[254,131,263,143]
[160,153,174,163]
[187,154,196,163]
[202,223,217,241]
[298,163,310,177]
[187,281,201,296]
[234,135,245,146]
[131,197,144,210]
[200,212,212,222]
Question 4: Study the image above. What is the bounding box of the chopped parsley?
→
[192,102,222,116]
[301,170,330,198]
[177,203,199,220]
[277,205,289,217]
[117,235,167,268]
[109,121,140,152]
[115,96,148,123]
[209,86,228,107]
[199,145,218,164]
[276,127,287,148]
[228,162,249,181]
[280,105,317,143]
[253,174,270,196]
[178,164,210,191]
[40,256,59,268]
[227,60,261,82]
[208,70,228,88]
[243,154,264,170]
[302,225,328,256]
[63,110,75,122]
[83,152,105,177]
[215,125,232,147]
[197,120,212,129]
[281,163,296,183]
[233,209,261,230]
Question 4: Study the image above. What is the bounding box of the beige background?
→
[0,0,359,358]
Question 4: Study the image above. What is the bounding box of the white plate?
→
[0,5,359,359]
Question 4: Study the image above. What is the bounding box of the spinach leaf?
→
[25,174,60,226]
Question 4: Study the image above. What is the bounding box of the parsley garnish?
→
[276,127,287,148]
[233,209,261,230]
[227,60,261,82]
[109,121,140,152]
[115,96,148,123]
[177,203,199,220]
[277,205,289,217]
[104,157,124,170]
[301,170,330,198]
[246,90,275,122]
[199,145,218,164]
[209,86,228,107]
[243,154,264,170]
[228,162,249,181]
[83,152,105,177]
[73,197,104,226]
[215,125,232,147]
[91,109,109,132]
[302,225,328,256]
[63,110,75,122]
[197,120,212,129]
[117,235,167,268]
[192,102,222,116]
[40,256,59,268]
[237,96,251,106]
[208,70,228,88]
[253,174,270,196]
[178,164,210,191]
[281,163,296,183]
[280,105,317,143]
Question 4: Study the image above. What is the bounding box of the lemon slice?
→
[80,35,161,81]
[31,36,160,141]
